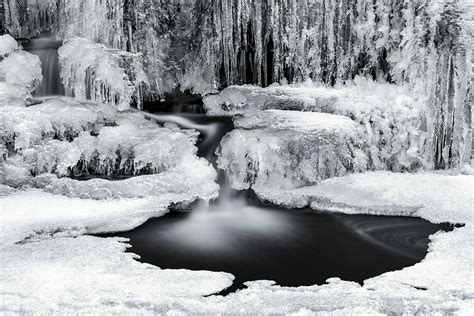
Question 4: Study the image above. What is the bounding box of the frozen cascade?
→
[2,0,470,168]
[58,38,149,110]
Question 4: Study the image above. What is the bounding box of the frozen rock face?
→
[217,110,368,192]
[58,38,149,110]
[211,80,434,172]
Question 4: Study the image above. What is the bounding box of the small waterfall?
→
[23,33,65,97]
[135,109,236,201]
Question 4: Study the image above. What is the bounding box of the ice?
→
[0,83,32,106]
[0,98,116,154]
[2,0,57,38]
[0,34,19,56]
[58,38,149,110]
[217,110,367,191]
[22,118,199,178]
[207,79,465,170]
[0,49,42,92]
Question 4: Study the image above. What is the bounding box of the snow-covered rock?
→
[58,37,149,110]
[207,80,432,171]
[218,110,368,192]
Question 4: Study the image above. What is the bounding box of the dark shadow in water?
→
[101,105,455,296]
[99,202,454,296]
[142,89,205,114]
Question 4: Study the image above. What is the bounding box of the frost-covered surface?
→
[218,110,367,191]
[58,38,149,110]
[1,172,472,314]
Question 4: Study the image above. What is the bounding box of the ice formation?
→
[58,38,149,110]
[218,110,367,191]
[0,34,42,92]
[0,34,18,56]
[2,1,470,166]
[210,78,471,171]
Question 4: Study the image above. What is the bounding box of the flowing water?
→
[26,34,452,295]
[107,104,453,295]
[22,32,65,97]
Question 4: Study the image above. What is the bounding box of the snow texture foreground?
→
[1,172,473,314]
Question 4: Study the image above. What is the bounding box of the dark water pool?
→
[101,199,452,295]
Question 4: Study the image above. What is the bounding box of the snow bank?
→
[58,38,149,110]
[0,236,234,314]
[255,171,473,224]
[1,172,472,314]
[218,110,367,191]
[207,80,432,171]
[1,158,218,245]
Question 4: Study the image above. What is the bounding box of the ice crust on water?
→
[218,110,367,191]
[58,38,149,110]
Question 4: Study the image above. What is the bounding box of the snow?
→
[0,236,234,314]
[0,34,19,56]
[58,38,149,110]
[255,171,473,224]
